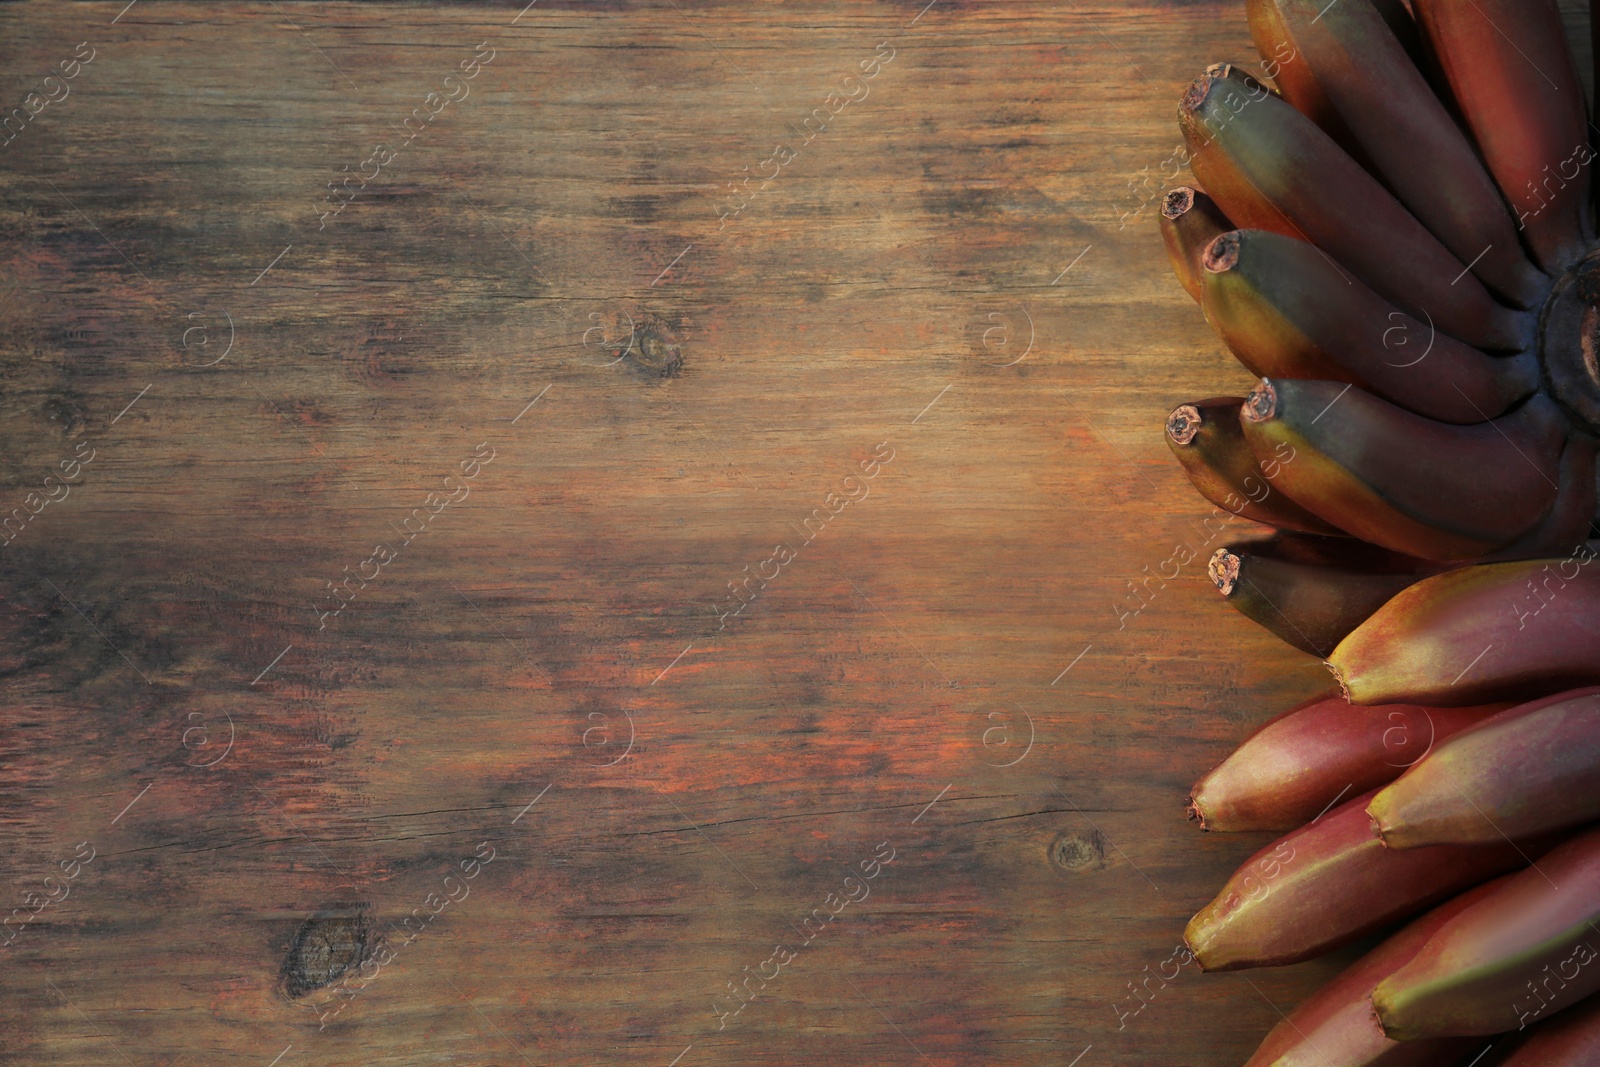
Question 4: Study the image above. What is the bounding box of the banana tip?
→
[1325,659,1350,702]
[1179,71,1216,116]
[1180,930,1212,973]
[1366,808,1386,843]
[1201,231,1239,274]
[1207,548,1239,597]
[1166,404,1203,446]
[1369,997,1389,1038]
[1161,187,1196,221]
[1364,796,1402,848]
[1369,988,1405,1040]
[1242,379,1277,423]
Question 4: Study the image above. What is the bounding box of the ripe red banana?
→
[1200,230,1540,423]
[1413,0,1592,273]
[1206,534,1431,656]
[1238,379,1567,561]
[1245,0,1360,154]
[1245,0,1545,307]
[1188,691,1504,832]
[1372,826,1600,1040]
[1498,992,1600,1065]
[1184,789,1526,971]
[1159,187,1231,303]
[1179,67,1530,352]
[1248,0,1427,126]
[1242,878,1503,1067]
[1486,436,1599,563]
[1369,0,1426,66]
[1369,687,1600,849]
[1165,396,1342,535]
[1329,553,1600,705]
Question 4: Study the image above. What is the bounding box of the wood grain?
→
[2,2,1589,1065]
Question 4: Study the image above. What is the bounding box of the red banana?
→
[1184,788,1525,971]
[1329,553,1600,705]
[1413,0,1592,272]
[1200,230,1540,424]
[1247,0,1545,306]
[1160,186,1231,302]
[1373,827,1600,1040]
[1487,437,1600,563]
[1498,992,1600,1065]
[1369,687,1600,849]
[1179,67,1531,352]
[1242,878,1503,1067]
[1188,691,1504,832]
[1166,396,1343,535]
[1205,534,1432,656]
[1239,379,1567,561]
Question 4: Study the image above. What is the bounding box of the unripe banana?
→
[1179,67,1531,351]
[1165,396,1342,535]
[1160,187,1231,303]
[1239,379,1567,561]
[1201,230,1540,423]
[1246,0,1545,306]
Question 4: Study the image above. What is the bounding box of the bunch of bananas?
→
[1161,1,1600,1063]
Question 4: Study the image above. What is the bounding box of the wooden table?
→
[3,2,1588,1064]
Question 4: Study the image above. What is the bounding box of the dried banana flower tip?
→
[1202,231,1240,273]
[1242,379,1278,423]
[1166,404,1204,445]
[1207,548,1240,596]
[1179,72,1217,115]
[1162,186,1197,220]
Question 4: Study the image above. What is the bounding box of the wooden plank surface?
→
[2,2,1588,1065]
